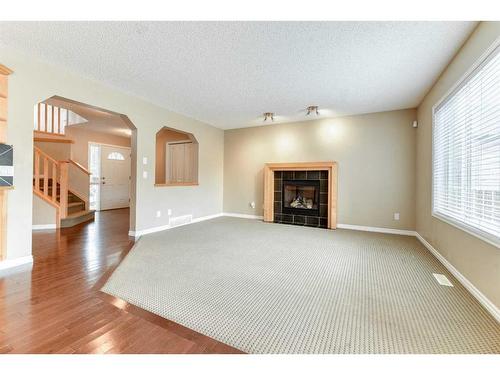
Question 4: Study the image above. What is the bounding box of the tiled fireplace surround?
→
[273,170,329,228]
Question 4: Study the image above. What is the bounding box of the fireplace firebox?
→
[282,180,320,217]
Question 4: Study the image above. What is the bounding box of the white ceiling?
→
[0,21,477,129]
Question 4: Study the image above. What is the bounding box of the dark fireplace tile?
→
[320,170,328,180]
[306,171,320,180]
[293,215,305,225]
[320,192,328,204]
[305,216,319,226]
[274,171,282,179]
[320,179,328,193]
[274,178,282,192]
[274,214,282,222]
[274,191,282,202]
[320,204,328,218]
[274,201,282,213]
[282,214,293,223]
[319,218,328,228]
[294,171,306,180]
[283,171,294,180]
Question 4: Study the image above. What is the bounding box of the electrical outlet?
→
[167,209,172,216]
[250,202,255,209]
[394,212,400,221]
[156,210,161,218]
[143,157,148,165]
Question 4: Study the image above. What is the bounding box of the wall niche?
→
[155,126,199,186]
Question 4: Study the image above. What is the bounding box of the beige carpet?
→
[102,217,500,354]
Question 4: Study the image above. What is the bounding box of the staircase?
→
[33,146,94,228]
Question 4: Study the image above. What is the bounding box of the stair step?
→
[60,210,95,228]
[68,201,86,214]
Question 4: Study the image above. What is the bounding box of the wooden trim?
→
[0,64,13,75]
[43,158,49,196]
[58,162,69,219]
[69,159,91,175]
[264,162,335,170]
[34,136,74,144]
[0,191,6,261]
[263,162,338,229]
[0,67,11,261]
[37,103,41,132]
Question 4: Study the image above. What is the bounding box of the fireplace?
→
[282,180,320,217]
[272,170,329,228]
[264,162,337,229]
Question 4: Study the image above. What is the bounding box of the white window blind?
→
[432,42,500,247]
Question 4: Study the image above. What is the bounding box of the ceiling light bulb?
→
[306,106,319,116]
[263,112,274,122]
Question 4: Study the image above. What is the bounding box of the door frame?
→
[88,141,131,212]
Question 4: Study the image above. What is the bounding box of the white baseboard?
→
[0,255,34,271]
[32,224,57,230]
[337,223,416,236]
[415,233,500,324]
[223,212,264,220]
[129,213,224,238]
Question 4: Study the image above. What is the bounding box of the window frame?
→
[431,37,500,249]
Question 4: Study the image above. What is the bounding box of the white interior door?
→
[100,145,131,210]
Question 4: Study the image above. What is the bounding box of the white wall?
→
[1,46,224,261]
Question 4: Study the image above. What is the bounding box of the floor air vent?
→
[169,214,193,228]
[433,273,453,287]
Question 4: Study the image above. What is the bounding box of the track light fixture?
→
[306,105,319,116]
[263,112,274,122]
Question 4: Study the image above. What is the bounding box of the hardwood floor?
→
[0,209,242,354]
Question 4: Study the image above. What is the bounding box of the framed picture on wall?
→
[0,143,13,187]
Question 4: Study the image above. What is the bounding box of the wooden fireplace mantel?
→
[263,162,338,229]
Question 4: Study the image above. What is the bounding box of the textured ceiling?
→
[0,21,477,129]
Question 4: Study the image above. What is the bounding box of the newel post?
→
[58,161,69,219]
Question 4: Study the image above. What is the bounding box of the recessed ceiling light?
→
[306,106,320,116]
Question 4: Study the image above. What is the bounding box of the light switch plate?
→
[142,157,148,165]
[142,171,148,179]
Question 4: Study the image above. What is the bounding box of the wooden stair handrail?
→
[68,159,91,175]
[33,146,59,165]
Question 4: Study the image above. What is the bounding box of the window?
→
[432,42,500,247]
[107,152,125,161]
[89,144,101,211]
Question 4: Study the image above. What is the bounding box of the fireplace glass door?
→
[282,180,320,216]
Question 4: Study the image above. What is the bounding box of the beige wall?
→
[416,22,500,308]
[65,126,131,169]
[1,46,224,261]
[224,109,417,230]
[34,140,71,161]
[32,194,56,226]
